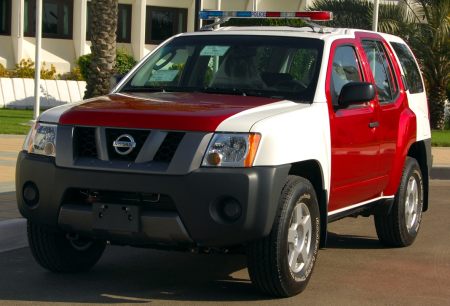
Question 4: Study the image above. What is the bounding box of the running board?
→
[327,197,395,223]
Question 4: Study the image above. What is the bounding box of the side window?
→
[390,42,424,94]
[361,40,398,103]
[331,45,363,106]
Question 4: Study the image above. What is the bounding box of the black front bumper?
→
[16,152,290,247]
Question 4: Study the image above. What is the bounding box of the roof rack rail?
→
[198,10,333,33]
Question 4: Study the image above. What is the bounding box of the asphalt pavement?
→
[0,180,447,305]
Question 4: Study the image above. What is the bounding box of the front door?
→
[326,41,384,213]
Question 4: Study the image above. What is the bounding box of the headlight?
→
[23,122,57,157]
[202,133,261,167]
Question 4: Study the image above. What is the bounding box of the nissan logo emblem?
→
[113,134,136,155]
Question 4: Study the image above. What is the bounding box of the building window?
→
[24,0,73,39]
[0,0,11,35]
[145,6,187,44]
[87,3,132,43]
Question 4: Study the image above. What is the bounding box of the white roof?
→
[181,26,401,43]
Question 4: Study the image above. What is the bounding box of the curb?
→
[430,167,450,180]
[0,218,27,253]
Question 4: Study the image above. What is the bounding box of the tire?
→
[375,157,424,247]
[247,175,320,297]
[27,221,106,273]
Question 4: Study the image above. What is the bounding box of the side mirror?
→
[110,74,125,91]
[338,82,375,108]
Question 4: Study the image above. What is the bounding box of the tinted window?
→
[145,6,187,44]
[362,40,398,103]
[25,0,73,39]
[122,35,324,102]
[0,0,11,35]
[87,3,132,43]
[331,45,363,106]
[391,42,424,94]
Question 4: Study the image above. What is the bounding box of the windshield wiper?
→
[121,86,197,93]
[203,87,286,99]
[202,87,250,96]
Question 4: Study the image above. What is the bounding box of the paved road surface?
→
[0,181,449,305]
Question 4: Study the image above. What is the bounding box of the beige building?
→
[0,0,318,73]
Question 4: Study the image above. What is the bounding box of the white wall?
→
[0,78,86,108]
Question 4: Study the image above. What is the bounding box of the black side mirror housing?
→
[338,82,375,108]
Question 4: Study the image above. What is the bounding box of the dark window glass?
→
[87,3,131,43]
[391,42,424,94]
[331,45,363,106]
[0,0,11,35]
[24,0,73,39]
[362,40,398,103]
[122,35,324,102]
[145,6,187,44]
[117,4,132,43]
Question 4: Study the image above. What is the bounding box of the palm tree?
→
[309,0,413,34]
[310,0,450,130]
[405,0,449,130]
[84,0,118,99]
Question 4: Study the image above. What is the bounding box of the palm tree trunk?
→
[84,0,118,99]
[428,84,447,130]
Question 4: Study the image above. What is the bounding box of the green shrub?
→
[8,59,57,80]
[58,67,84,81]
[116,49,137,75]
[0,63,9,77]
[77,50,137,81]
[77,53,92,81]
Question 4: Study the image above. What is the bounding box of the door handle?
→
[369,121,379,128]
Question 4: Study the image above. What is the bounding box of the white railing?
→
[0,77,87,109]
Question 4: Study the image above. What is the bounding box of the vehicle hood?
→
[48,92,284,132]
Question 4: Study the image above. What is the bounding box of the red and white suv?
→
[17,11,432,297]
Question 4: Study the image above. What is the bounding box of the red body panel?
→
[59,92,280,132]
[326,33,417,211]
[354,32,417,196]
[325,38,384,212]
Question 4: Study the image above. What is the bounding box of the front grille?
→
[154,132,185,163]
[74,127,97,158]
[72,127,185,166]
[106,128,150,161]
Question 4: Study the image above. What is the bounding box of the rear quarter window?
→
[390,42,424,94]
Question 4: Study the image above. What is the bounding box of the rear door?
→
[357,33,407,189]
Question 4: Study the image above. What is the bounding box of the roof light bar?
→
[199,10,333,21]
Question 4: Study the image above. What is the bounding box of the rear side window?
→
[362,40,398,103]
[390,42,424,94]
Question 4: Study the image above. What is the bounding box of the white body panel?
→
[381,33,431,142]
[250,102,331,194]
[216,100,300,132]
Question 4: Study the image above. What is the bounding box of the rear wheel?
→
[374,157,424,247]
[28,221,106,273]
[247,176,320,297]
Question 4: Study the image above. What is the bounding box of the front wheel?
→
[247,176,320,297]
[28,221,106,273]
[374,157,424,247]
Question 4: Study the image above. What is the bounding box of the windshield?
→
[120,35,324,102]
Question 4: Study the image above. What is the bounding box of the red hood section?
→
[59,92,280,132]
